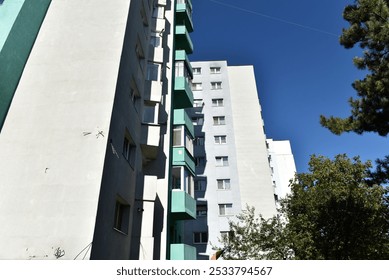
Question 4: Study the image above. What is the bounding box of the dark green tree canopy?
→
[320,0,389,136]
[216,155,389,260]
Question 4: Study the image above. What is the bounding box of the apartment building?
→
[0,0,296,261]
[0,0,196,260]
[184,61,296,259]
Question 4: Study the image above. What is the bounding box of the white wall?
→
[0,0,131,259]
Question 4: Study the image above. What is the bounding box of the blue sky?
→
[190,0,388,173]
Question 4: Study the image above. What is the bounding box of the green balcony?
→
[171,190,196,220]
[170,243,197,260]
[172,147,195,175]
[175,25,193,54]
[174,76,193,109]
[175,50,193,79]
[176,0,193,33]
[174,109,194,138]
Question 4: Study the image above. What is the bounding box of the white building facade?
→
[0,0,197,260]
[184,61,296,259]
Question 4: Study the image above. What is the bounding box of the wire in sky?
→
[208,0,339,37]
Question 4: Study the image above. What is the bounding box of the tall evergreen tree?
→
[320,0,389,136]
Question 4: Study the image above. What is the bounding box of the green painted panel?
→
[176,2,193,33]
[170,243,197,260]
[173,109,194,138]
[174,76,193,109]
[0,0,52,131]
[175,25,193,54]
[0,0,25,50]
[171,190,196,220]
[172,147,195,175]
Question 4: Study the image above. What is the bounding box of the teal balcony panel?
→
[170,243,197,260]
[174,76,193,109]
[175,50,193,79]
[176,2,193,33]
[175,25,193,54]
[172,147,195,175]
[171,190,196,220]
[173,109,194,138]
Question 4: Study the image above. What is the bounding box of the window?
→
[192,116,204,126]
[219,203,233,216]
[211,82,222,90]
[150,32,162,48]
[193,67,201,75]
[215,156,228,166]
[146,63,160,81]
[191,82,202,91]
[173,126,183,146]
[196,156,206,166]
[214,135,226,144]
[210,67,221,74]
[193,232,208,244]
[193,99,203,107]
[213,116,225,125]
[195,137,205,146]
[217,179,231,190]
[123,134,136,167]
[143,102,158,123]
[212,98,223,107]
[196,205,207,217]
[114,198,130,234]
[220,231,233,241]
[194,179,206,191]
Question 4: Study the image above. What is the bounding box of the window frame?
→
[210,67,221,74]
[214,135,227,144]
[215,156,229,167]
[217,179,231,190]
[218,203,233,216]
[211,81,222,90]
[212,98,224,107]
[213,116,226,126]
[193,232,208,244]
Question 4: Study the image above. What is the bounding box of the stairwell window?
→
[211,82,222,90]
[218,203,233,216]
[215,156,228,166]
[213,116,225,125]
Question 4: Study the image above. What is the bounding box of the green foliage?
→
[320,0,389,136]
[216,154,389,260]
[214,206,293,260]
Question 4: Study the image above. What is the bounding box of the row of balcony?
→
[170,0,196,260]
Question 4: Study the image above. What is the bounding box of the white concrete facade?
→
[266,139,297,200]
[0,0,176,260]
[185,61,282,259]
